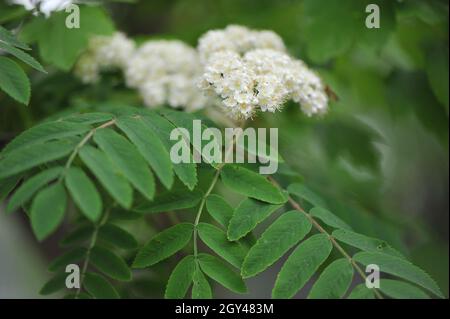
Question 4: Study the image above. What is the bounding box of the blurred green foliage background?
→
[0,0,448,297]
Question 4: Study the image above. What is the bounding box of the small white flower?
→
[10,0,72,17]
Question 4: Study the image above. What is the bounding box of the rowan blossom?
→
[9,0,72,17]
[197,26,329,119]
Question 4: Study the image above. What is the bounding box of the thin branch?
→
[268,176,384,299]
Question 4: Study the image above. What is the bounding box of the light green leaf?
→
[116,115,174,189]
[1,121,90,155]
[140,112,197,190]
[48,247,87,272]
[94,128,155,200]
[242,211,312,278]
[198,253,247,294]
[197,223,247,269]
[0,56,30,104]
[79,145,133,209]
[133,223,194,268]
[221,165,286,204]
[354,252,444,298]
[227,198,282,241]
[63,112,114,125]
[26,7,114,70]
[134,189,202,214]
[98,223,138,250]
[0,25,30,50]
[347,284,375,299]
[0,41,45,72]
[84,272,120,299]
[308,258,354,299]
[192,266,212,299]
[165,255,196,299]
[332,229,405,259]
[310,207,351,230]
[90,246,131,281]
[0,139,77,179]
[380,279,429,299]
[287,183,327,208]
[273,234,333,299]
[65,167,102,222]
[6,167,62,213]
[205,194,234,228]
[30,183,67,241]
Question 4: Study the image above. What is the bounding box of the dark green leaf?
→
[165,255,196,299]
[98,223,138,250]
[30,183,67,241]
[134,189,202,214]
[6,167,62,213]
[79,146,133,209]
[197,223,247,269]
[90,246,132,281]
[133,223,194,268]
[221,165,286,204]
[308,258,354,299]
[198,253,247,294]
[227,198,282,241]
[205,194,234,228]
[192,266,212,299]
[354,252,444,298]
[380,279,430,299]
[65,167,102,222]
[94,128,155,200]
[116,115,174,189]
[310,207,351,230]
[242,211,312,278]
[84,272,120,299]
[48,247,87,272]
[0,56,29,104]
[273,234,333,298]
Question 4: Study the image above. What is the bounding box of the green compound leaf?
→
[65,167,102,222]
[197,253,247,294]
[308,258,354,299]
[133,223,194,268]
[30,183,67,241]
[84,272,120,299]
[273,234,333,299]
[354,252,444,298]
[165,255,196,299]
[79,146,133,209]
[6,166,63,213]
[90,246,132,281]
[116,115,174,189]
[197,222,247,269]
[93,128,155,201]
[221,165,286,204]
[242,211,312,278]
[227,198,282,241]
[0,56,30,104]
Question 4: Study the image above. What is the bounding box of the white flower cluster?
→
[10,0,72,17]
[124,40,207,111]
[74,34,207,111]
[198,25,286,63]
[198,25,329,119]
[74,32,135,84]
